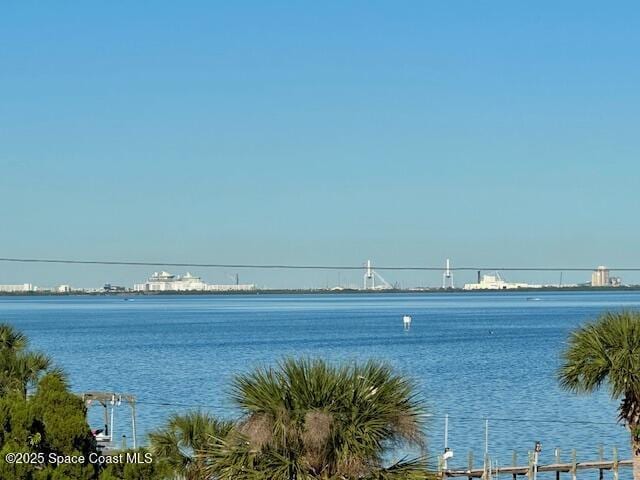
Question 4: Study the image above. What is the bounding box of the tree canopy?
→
[559,311,640,480]
[194,358,429,480]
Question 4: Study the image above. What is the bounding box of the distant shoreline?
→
[1,286,640,296]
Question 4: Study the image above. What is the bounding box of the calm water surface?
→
[0,291,637,471]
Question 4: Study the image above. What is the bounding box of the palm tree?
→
[558,311,640,480]
[0,323,56,397]
[0,323,27,352]
[206,358,428,480]
[149,410,234,480]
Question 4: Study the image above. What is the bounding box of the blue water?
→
[0,291,636,472]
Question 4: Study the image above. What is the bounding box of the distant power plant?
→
[591,266,610,287]
[591,266,622,287]
[463,272,541,290]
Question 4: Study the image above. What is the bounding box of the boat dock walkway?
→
[440,448,632,480]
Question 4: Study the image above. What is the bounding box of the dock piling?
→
[598,445,604,480]
[468,451,474,480]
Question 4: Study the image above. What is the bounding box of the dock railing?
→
[439,447,631,480]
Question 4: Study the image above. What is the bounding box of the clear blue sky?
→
[1,1,639,288]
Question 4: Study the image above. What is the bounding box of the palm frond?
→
[0,323,28,353]
[559,311,640,428]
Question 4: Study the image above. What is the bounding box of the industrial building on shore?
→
[463,273,542,290]
[591,266,622,287]
[133,271,256,292]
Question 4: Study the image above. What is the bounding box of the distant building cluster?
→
[460,265,624,290]
[0,283,89,293]
[591,266,622,287]
[0,262,629,293]
[133,271,256,292]
[0,271,256,294]
[0,283,36,293]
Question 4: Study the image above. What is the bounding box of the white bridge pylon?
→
[363,259,392,290]
[442,258,454,289]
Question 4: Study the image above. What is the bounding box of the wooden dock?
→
[441,448,632,480]
[445,460,632,478]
